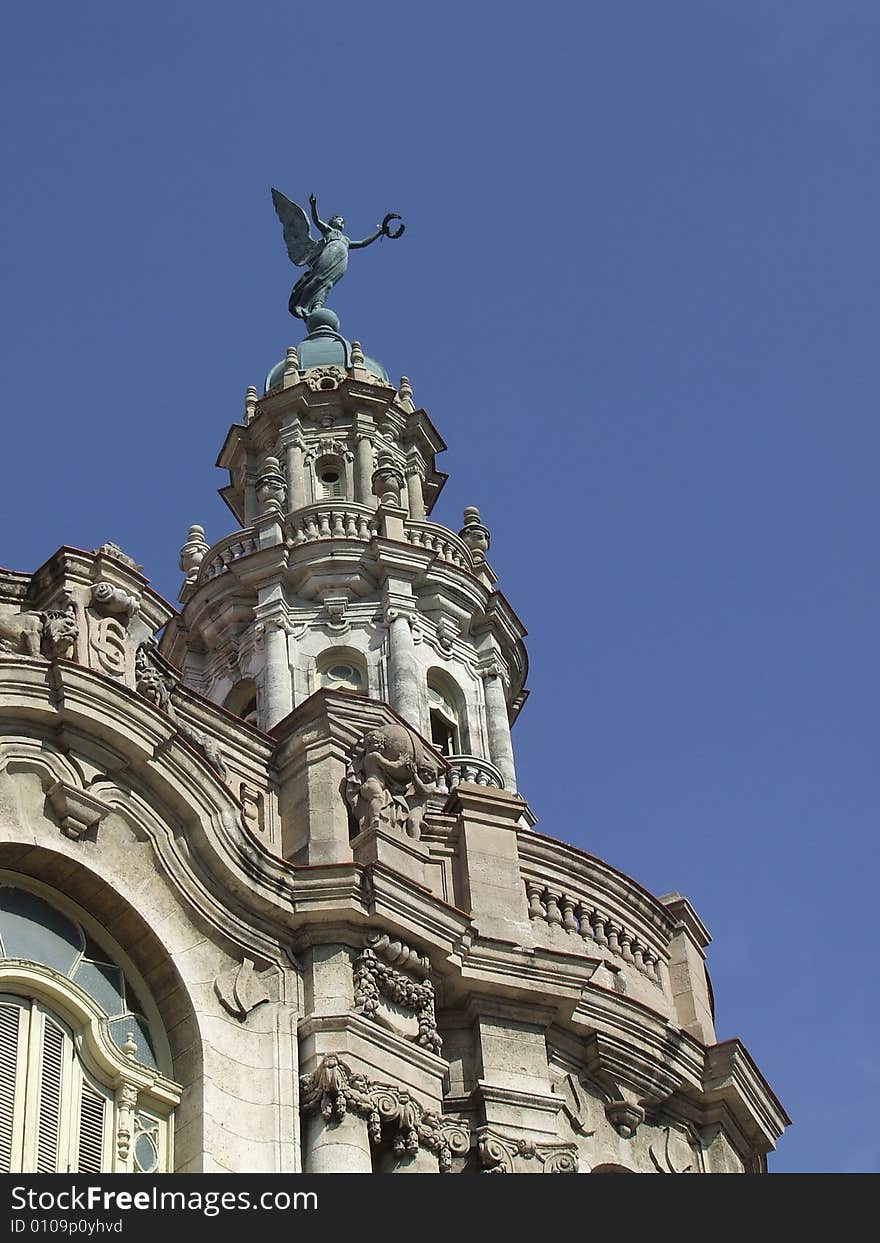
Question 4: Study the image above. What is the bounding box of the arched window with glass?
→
[0,882,180,1173]
[426,671,467,757]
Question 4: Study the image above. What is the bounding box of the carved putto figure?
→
[344,722,441,841]
[271,189,404,320]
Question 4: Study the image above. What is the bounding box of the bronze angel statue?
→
[271,189,404,321]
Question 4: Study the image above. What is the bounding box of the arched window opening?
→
[0,883,178,1174]
[224,679,258,727]
[316,456,345,500]
[427,676,462,756]
[316,650,366,695]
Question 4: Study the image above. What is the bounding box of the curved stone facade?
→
[0,336,788,1173]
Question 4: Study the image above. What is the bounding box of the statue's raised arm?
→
[271,187,405,322]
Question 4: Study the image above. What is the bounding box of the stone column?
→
[284,438,307,513]
[355,435,375,507]
[405,465,426,521]
[387,610,421,730]
[303,1112,372,1173]
[482,663,517,792]
[259,616,293,730]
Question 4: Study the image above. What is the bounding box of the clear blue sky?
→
[1,3,876,1174]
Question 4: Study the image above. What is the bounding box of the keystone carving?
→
[344,724,442,841]
[214,958,272,1021]
[477,1128,577,1174]
[303,365,346,392]
[605,1100,645,1139]
[46,779,111,841]
[300,1055,468,1172]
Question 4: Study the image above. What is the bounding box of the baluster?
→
[318,511,332,538]
[575,903,592,940]
[331,511,345,538]
[304,513,319,540]
[642,949,658,981]
[591,912,608,947]
[545,890,563,927]
[606,924,621,955]
[345,512,358,538]
[631,940,645,973]
[526,881,545,922]
[619,930,634,963]
[561,896,578,934]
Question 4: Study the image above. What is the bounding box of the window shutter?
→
[0,1003,20,1172]
[76,1086,106,1174]
[35,1019,64,1172]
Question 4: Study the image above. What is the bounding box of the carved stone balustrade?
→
[435,754,505,792]
[199,528,261,583]
[286,502,380,546]
[523,876,663,983]
[404,521,475,572]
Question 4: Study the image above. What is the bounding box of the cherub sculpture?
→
[271,189,404,320]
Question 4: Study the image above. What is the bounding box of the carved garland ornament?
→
[353,932,442,1054]
[300,1055,468,1172]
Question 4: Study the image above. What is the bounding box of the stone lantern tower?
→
[0,201,788,1175]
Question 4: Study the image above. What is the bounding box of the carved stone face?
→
[43,615,77,658]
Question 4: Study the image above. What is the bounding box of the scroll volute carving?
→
[344,722,444,841]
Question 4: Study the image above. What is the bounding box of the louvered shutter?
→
[0,1002,21,1172]
[35,1018,64,1172]
[76,1085,107,1173]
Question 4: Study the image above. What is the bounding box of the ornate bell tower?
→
[161,306,523,802]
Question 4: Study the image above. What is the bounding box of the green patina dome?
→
[264,310,389,393]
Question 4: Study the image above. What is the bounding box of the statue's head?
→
[329,215,344,229]
[365,730,385,753]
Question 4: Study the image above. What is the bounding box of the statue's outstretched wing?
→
[271,188,320,268]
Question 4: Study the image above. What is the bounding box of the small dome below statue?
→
[264,316,389,393]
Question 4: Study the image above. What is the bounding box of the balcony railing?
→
[435,754,505,792]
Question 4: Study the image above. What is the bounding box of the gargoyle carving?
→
[0,593,77,661]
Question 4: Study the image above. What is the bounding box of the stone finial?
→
[398,375,414,409]
[459,506,491,562]
[350,340,365,367]
[179,524,209,588]
[244,386,258,424]
[372,451,405,508]
[256,455,286,514]
[283,347,299,387]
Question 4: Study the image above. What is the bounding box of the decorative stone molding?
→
[459,506,491,567]
[605,1100,645,1139]
[134,644,226,778]
[46,779,111,841]
[240,783,263,835]
[303,365,346,392]
[323,595,349,632]
[476,1127,577,1174]
[90,581,140,620]
[345,724,442,841]
[353,932,441,1053]
[300,1056,467,1172]
[649,1126,695,1174]
[115,1083,138,1163]
[92,542,142,572]
[214,958,271,1021]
